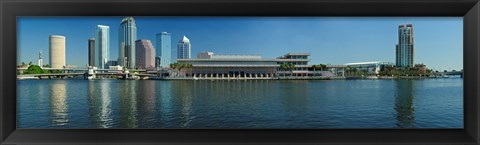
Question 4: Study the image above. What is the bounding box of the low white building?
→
[344,61,394,74]
[109,65,123,71]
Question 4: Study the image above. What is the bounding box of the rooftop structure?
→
[197,52,261,59]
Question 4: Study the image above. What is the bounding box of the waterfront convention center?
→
[175,52,343,79]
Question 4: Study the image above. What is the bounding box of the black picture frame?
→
[1,0,479,144]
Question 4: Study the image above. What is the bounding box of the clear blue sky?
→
[18,17,463,71]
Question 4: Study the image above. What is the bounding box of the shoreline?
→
[17,75,461,80]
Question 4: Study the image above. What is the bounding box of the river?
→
[17,78,463,128]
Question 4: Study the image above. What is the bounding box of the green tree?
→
[24,65,47,74]
[279,63,295,77]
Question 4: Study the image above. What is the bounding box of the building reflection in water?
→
[157,81,173,127]
[280,80,308,112]
[137,80,156,127]
[119,81,138,128]
[173,81,193,128]
[394,80,416,128]
[50,81,69,126]
[87,81,113,128]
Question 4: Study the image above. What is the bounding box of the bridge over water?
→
[17,67,158,80]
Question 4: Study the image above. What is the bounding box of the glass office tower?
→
[177,35,191,59]
[95,25,110,69]
[156,32,171,67]
[119,16,137,69]
[396,24,414,68]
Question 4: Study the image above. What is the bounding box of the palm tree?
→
[287,63,295,77]
[320,64,327,71]
[280,63,288,77]
[312,64,321,77]
[170,62,180,77]
[186,63,193,77]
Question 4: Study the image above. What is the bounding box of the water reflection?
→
[394,80,416,128]
[18,79,462,128]
[172,81,193,128]
[137,80,157,127]
[280,80,308,112]
[50,81,69,126]
[157,81,173,127]
[87,81,114,128]
[119,81,138,128]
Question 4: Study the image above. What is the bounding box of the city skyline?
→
[18,17,463,71]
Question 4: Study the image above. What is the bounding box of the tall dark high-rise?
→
[396,24,414,68]
[88,38,95,67]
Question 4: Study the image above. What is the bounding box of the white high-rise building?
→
[95,25,110,69]
[38,49,43,67]
[177,35,191,59]
[49,35,66,69]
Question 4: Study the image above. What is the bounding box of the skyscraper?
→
[88,38,95,67]
[95,25,110,69]
[177,35,191,59]
[156,32,171,67]
[118,16,137,69]
[49,35,66,69]
[135,39,155,69]
[396,24,414,68]
[38,49,43,67]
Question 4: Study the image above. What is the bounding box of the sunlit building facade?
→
[177,35,191,59]
[156,32,171,67]
[118,17,137,69]
[176,52,330,78]
[49,35,66,69]
[344,61,395,74]
[135,39,156,69]
[396,24,414,68]
[95,25,110,69]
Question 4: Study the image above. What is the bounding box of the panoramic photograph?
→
[16,17,463,128]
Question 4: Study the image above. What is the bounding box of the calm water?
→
[17,78,463,128]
